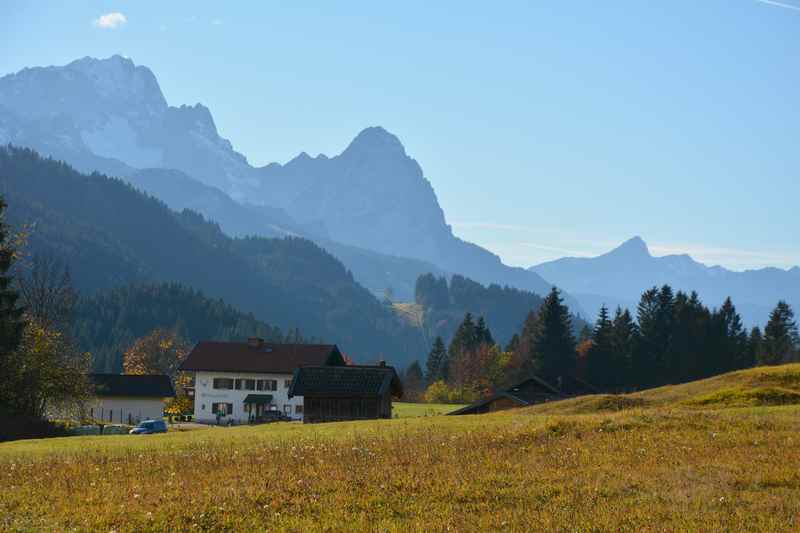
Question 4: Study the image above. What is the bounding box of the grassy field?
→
[2,366,800,531]
[393,401,463,418]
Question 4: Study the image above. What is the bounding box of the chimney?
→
[247,337,264,349]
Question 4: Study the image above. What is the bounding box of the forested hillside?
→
[73,283,291,373]
[414,273,569,348]
[0,146,426,365]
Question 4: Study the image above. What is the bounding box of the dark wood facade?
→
[289,365,402,423]
[303,396,391,423]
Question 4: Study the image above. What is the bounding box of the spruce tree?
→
[761,301,798,365]
[448,312,477,365]
[475,316,494,346]
[425,336,448,383]
[529,287,576,382]
[586,305,616,391]
[404,360,425,398]
[718,297,748,371]
[747,326,763,368]
[611,307,637,389]
[0,197,25,414]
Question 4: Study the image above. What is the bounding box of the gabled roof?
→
[288,365,403,399]
[448,376,562,416]
[555,375,600,396]
[90,374,175,398]
[179,342,345,374]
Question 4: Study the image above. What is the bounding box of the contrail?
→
[755,0,800,12]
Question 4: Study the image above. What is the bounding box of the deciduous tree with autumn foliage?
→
[123,328,192,416]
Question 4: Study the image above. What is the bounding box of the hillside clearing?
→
[2,367,800,531]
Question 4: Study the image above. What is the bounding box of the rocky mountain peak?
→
[343,126,407,158]
[607,236,651,259]
[65,55,167,111]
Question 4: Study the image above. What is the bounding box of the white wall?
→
[87,397,167,425]
[193,371,304,423]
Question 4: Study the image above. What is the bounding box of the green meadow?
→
[2,365,800,532]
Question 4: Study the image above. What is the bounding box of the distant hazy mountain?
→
[530,236,800,326]
[256,127,565,303]
[0,146,427,366]
[0,55,255,195]
[0,56,568,308]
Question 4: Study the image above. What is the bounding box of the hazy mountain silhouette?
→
[0,56,569,307]
[0,145,427,366]
[530,237,800,326]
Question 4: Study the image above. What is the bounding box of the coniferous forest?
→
[415,285,798,402]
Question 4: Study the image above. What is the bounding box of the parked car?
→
[129,419,168,435]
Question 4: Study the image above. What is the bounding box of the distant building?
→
[179,338,345,423]
[88,374,175,424]
[288,363,403,423]
[448,374,598,416]
[448,376,561,416]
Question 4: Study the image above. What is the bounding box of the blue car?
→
[129,419,168,434]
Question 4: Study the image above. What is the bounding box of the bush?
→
[0,410,70,442]
[423,381,481,404]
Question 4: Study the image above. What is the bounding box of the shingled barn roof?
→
[448,376,562,416]
[288,365,403,399]
[179,340,344,374]
[90,374,175,398]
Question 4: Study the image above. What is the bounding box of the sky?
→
[2,1,799,271]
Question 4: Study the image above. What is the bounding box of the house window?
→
[234,379,243,390]
[256,380,265,391]
[213,378,234,390]
[284,379,292,389]
[212,403,233,415]
[269,379,278,391]
[244,379,256,391]
[284,405,291,415]
[295,405,303,414]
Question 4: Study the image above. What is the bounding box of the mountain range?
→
[0,55,563,306]
[530,236,800,326]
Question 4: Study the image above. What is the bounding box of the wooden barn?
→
[288,363,403,423]
[449,374,600,416]
[448,376,561,416]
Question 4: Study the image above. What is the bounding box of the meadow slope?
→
[2,366,800,532]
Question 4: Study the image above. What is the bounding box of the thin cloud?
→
[754,0,800,12]
[93,12,127,29]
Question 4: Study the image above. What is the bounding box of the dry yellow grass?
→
[2,365,800,532]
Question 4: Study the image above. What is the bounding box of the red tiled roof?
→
[179,342,344,374]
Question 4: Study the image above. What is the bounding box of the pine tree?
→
[505,333,520,354]
[425,336,448,383]
[586,305,616,391]
[528,287,576,382]
[0,197,26,414]
[475,316,495,346]
[404,360,425,399]
[611,307,637,389]
[577,324,593,344]
[761,301,798,365]
[747,326,763,368]
[448,312,477,366]
[718,297,749,371]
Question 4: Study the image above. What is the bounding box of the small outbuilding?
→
[288,364,403,423]
[88,374,175,425]
[448,376,561,416]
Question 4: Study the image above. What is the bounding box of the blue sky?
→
[2,1,799,271]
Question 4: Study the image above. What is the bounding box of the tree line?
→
[407,286,798,402]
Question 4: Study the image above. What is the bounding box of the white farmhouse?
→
[179,337,346,423]
[88,374,175,424]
